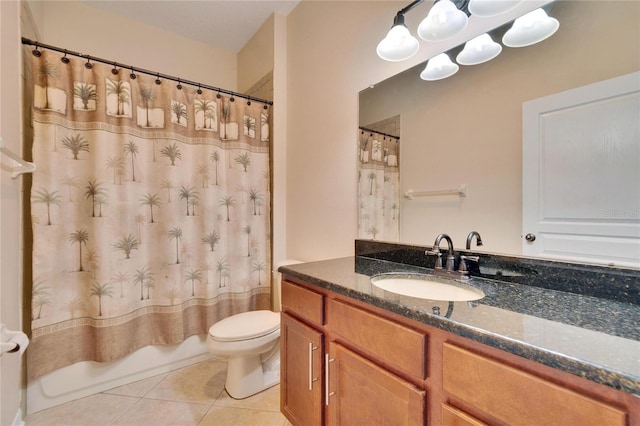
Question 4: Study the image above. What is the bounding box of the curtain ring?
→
[61,50,70,64]
[130,67,136,80]
[216,91,221,99]
[155,73,161,85]
[176,80,182,90]
[197,84,202,95]
[85,57,93,69]
[246,97,252,106]
[32,46,42,57]
[111,62,119,75]
[230,96,235,102]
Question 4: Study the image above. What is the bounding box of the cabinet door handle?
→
[325,354,335,406]
[308,342,318,390]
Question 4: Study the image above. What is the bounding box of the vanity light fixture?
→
[456,33,502,65]
[502,8,559,47]
[467,0,524,18]
[376,0,560,81]
[376,12,420,61]
[417,0,469,41]
[420,53,459,80]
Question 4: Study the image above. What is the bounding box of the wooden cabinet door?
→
[281,313,324,426]
[442,343,627,426]
[327,343,426,425]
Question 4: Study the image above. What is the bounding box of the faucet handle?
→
[426,249,443,269]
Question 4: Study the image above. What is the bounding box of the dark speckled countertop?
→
[279,247,640,397]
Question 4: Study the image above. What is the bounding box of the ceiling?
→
[83,1,300,53]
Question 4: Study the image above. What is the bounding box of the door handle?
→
[525,233,536,242]
[308,342,318,390]
[325,354,335,406]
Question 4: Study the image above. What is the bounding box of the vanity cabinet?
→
[281,278,426,425]
[280,275,639,425]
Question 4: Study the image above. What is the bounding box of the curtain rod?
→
[359,126,400,141]
[21,37,274,107]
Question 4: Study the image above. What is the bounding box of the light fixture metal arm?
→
[399,0,425,15]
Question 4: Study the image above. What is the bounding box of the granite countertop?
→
[279,256,640,396]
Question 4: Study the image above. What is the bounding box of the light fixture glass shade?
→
[377,24,420,61]
[502,8,559,48]
[468,0,524,18]
[420,53,459,81]
[417,0,469,41]
[456,33,502,65]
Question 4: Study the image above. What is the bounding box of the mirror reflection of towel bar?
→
[405,184,467,200]
[0,137,36,179]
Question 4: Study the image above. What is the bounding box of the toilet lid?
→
[209,310,280,342]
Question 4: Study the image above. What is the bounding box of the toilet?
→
[207,310,281,399]
[206,260,301,399]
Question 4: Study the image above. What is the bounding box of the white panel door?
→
[523,72,640,267]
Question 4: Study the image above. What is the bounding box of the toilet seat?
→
[209,310,280,342]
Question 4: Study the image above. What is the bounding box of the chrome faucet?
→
[460,231,483,274]
[427,233,456,272]
[427,233,481,279]
[466,231,483,250]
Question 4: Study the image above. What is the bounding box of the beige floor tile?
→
[25,359,287,426]
[214,384,280,412]
[25,393,138,426]
[112,398,210,426]
[144,359,227,404]
[198,406,288,426]
[104,372,169,397]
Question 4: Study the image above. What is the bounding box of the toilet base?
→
[225,346,280,399]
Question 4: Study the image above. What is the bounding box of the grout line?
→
[108,396,143,426]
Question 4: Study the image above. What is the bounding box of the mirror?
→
[357,116,401,242]
[358,0,639,266]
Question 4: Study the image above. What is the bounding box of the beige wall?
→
[35,1,237,90]
[238,14,274,95]
[285,1,402,261]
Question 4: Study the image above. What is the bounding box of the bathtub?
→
[26,335,213,414]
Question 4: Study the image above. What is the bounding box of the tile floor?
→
[25,358,290,426]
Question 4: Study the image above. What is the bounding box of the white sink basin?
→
[370,273,485,302]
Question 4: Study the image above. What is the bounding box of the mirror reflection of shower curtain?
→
[27,50,272,379]
[357,130,400,241]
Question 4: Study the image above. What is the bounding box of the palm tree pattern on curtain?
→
[28,50,272,379]
[357,130,400,241]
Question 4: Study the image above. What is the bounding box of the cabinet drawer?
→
[281,280,324,327]
[328,343,426,425]
[327,298,427,380]
[442,343,626,426]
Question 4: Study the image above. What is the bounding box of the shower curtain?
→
[357,130,400,241]
[27,50,271,379]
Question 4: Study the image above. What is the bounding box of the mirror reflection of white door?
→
[523,72,640,267]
